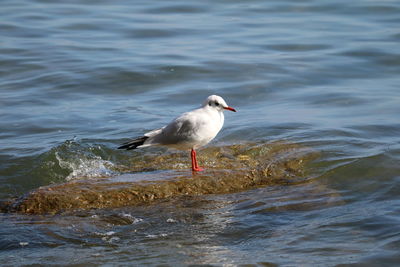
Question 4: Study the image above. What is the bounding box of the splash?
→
[53,138,116,181]
[56,152,115,180]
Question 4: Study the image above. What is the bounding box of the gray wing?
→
[151,111,201,145]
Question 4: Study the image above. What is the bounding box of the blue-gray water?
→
[1,0,400,266]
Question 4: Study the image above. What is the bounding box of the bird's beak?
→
[223,106,236,112]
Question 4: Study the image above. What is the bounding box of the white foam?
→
[146,233,168,238]
[95,231,115,236]
[119,213,143,224]
[104,231,116,236]
[55,152,115,180]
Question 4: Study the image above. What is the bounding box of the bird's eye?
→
[215,102,219,106]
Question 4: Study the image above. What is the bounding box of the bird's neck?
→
[201,106,224,119]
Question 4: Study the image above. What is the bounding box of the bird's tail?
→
[118,136,149,150]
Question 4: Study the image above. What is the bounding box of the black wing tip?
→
[117,144,132,150]
[118,136,149,150]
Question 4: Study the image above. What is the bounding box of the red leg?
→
[191,149,204,172]
[191,149,196,170]
[193,149,199,169]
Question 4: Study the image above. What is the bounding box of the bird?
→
[118,95,236,172]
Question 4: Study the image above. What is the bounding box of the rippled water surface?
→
[1,0,400,266]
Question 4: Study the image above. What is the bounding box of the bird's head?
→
[203,95,236,112]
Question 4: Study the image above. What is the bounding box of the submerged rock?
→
[8,142,317,214]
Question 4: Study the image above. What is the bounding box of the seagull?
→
[118,95,236,171]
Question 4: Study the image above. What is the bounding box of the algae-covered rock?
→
[9,142,318,214]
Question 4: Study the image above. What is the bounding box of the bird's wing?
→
[144,127,164,137]
[152,110,202,145]
[164,115,193,138]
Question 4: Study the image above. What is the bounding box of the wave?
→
[52,138,116,181]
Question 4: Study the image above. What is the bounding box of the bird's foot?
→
[192,167,204,172]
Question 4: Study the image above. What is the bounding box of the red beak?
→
[223,106,236,112]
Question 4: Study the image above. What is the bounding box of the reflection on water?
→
[1,0,400,265]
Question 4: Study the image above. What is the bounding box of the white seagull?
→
[118,95,236,171]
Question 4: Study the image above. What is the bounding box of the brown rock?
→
[8,142,317,214]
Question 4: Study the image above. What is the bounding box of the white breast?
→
[191,108,224,148]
